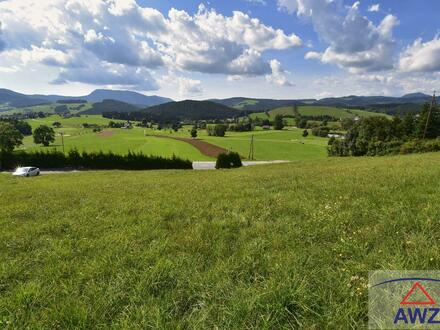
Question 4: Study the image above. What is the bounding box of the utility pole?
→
[248,134,254,160]
[60,132,65,154]
[423,91,437,139]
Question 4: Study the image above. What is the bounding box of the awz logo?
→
[394,281,440,324]
[369,275,440,329]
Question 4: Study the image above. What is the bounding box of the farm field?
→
[149,127,328,161]
[22,115,329,161]
[21,115,210,160]
[0,102,93,115]
[249,105,391,122]
[1,153,440,328]
[202,129,327,161]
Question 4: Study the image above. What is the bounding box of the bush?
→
[312,126,330,137]
[190,127,198,138]
[215,152,242,169]
[399,139,440,154]
[297,119,308,129]
[0,149,192,171]
[228,122,253,132]
[274,115,284,130]
[207,124,227,137]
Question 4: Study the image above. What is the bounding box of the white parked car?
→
[12,167,40,177]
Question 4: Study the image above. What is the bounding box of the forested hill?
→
[82,100,140,115]
[142,100,239,121]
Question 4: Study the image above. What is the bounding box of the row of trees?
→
[329,102,440,156]
[0,122,56,152]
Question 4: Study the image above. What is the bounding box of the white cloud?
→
[245,0,267,5]
[277,0,298,14]
[52,61,160,91]
[398,37,440,73]
[0,0,301,90]
[305,51,322,60]
[0,65,19,73]
[177,77,204,96]
[227,75,244,82]
[368,4,380,12]
[279,0,398,73]
[265,59,293,86]
[0,22,5,51]
[160,74,204,96]
[310,70,440,98]
[159,6,301,76]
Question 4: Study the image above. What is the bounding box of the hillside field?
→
[21,115,329,161]
[0,103,93,115]
[1,153,440,328]
[249,105,391,122]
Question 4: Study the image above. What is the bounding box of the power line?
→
[423,91,437,139]
[248,134,254,160]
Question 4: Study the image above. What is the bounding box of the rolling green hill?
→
[82,100,140,115]
[0,102,93,115]
[249,105,391,122]
[142,100,239,121]
[210,97,313,111]
[21,115,328,161]
[2,153,440,328]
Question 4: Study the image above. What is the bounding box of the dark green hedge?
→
[215,152,242,169]
[0,149,192,170]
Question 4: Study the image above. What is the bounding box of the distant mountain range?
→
[0,88,173,108]
[209,97,316,112]
[210,93,432,112]
[0,87,433,117]
[314,93,431,108]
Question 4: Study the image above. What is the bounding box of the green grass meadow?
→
[22,115,329,161]
[249,105,391,122]
[1,153,440,328]
[1,103,93,116]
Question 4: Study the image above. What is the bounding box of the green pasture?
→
[21,116,328,161]
[21,115,210,160]
[151,126,329,161]
[232,99,259,110]
[1,103,93,116]
[249,105,390,122]
[1,153,440,328]
[202,129,327,161]
[26,114,117,129]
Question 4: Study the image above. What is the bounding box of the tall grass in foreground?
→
[1,153,440,328]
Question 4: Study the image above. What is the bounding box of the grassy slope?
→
[1,153,440,328]
[22,116,211,161]
[27,115,118,129]
[22,116,328,161]
[233,99,259,110]
[202,129,327,161]
[1,103,93,115]
[152,127,328,161]
[249,105,390,121]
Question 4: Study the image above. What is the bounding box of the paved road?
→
[192,160,289,170]
[1,161,289,175]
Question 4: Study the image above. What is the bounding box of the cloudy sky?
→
[0,0,439,100]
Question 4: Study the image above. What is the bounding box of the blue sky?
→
[0,0,438,100]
